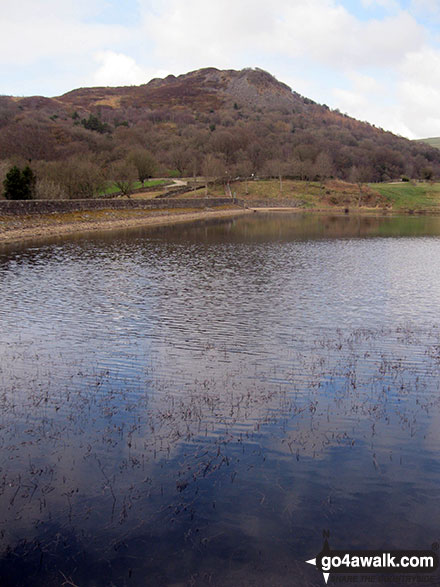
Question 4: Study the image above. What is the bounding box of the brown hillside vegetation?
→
[1,67,439,199]
[205,178,388,209]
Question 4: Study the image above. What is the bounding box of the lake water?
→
[1,213,440,586]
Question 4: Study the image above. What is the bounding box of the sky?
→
[1,0,440,139]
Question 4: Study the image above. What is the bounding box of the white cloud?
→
[401,46,440,85]
[331,70,411,136]
[397,47,440,137]
[139,0,424,74]
[91,51,171,87]
[361,0,400,9]
[2,0,104,21]
[332,86,415,137]
[280,7,423,68]
[93,51,150,86]
[0,0,130,66]
[328,44,440,139]
[330,71,386,124]
[411,0,440,16]
[139,0,278,69]
[348,71,382,93]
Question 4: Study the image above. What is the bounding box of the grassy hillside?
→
[415,137,440,150]
[207,179,381,207]
[99,179,168,195]
[203,178,440,212]
[372,181,440,210]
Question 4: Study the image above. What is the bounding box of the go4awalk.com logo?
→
[306,534,439,584]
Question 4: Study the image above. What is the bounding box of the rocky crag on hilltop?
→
[1,67,439,184]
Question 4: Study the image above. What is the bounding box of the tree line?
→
[1,70,439,199]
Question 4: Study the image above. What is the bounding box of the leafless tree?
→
[202,154,224,196]
[111,160,137,198]
[128,149,156,185]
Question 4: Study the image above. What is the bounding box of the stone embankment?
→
[0,197,241,216]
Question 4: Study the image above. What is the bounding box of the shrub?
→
[81,114,111,134]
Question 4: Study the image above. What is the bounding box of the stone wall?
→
[156,185,203,198]
[243,199,302,207]
[0,198,242,216]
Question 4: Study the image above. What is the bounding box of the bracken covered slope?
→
[1,67,439,182]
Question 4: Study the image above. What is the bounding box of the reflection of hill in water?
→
[117,213,440,243]
[218,213,440,241]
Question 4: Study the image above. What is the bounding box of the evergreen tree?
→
[3,166,22,200]
[81,114,111,134]
[22,165,36,198]
[3,165,36,200]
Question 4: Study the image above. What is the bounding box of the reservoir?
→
[1,213,440,586]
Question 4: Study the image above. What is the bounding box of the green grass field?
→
[372,182,440,210]
[100,179,168,196]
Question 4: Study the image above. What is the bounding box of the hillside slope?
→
[415,137,440,150]
[0,67,439,182]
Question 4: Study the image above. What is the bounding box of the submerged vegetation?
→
[1,217,440,584]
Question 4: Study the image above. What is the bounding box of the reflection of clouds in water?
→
[2,218,440,582]
[2,319,440,550]
[263,326,440,464]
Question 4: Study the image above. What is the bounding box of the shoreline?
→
[0,206,251,246]
[1,203,439,247]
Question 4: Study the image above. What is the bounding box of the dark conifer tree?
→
[3,164,36,200]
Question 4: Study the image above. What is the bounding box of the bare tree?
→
[202,154,224,196]
[264,159,289,195]
[37,157,106,199]
[210,131,241,166]
[111,160,137,198]
[314,152,334,188]
[234,159,253,195]
[290,156,312,181]
[247,143,268,175]
[169,146,191,177]
[128,150,156,185]
[348,165,370,207]
[35,177,66,200]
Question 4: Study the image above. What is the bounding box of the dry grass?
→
[204,179,388,209]
[94,96,122,108]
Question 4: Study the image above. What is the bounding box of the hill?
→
[415,137,440,150]
[1,67,439,197]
